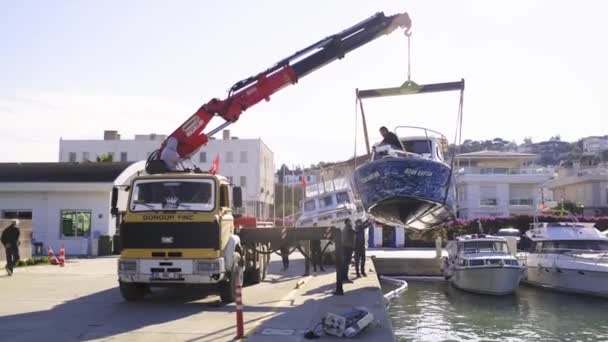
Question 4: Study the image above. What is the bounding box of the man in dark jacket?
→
[1,220,20,276]
[311,223,325,272]
[341,218,356,283]
[379,126,403,150]
[354,219,371,277]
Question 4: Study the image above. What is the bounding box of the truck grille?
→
[120,221,221,250]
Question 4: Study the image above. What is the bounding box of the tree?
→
[523,137,533,145]
[96,153,113,162]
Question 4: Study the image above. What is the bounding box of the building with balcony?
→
[582,136,608,155]
[455,150,554,219]
[545,163,608,216]
[59,130,274,219]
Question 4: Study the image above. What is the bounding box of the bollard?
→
[235,270,244,338]
[435,237,442,258]
[304,240,310,276]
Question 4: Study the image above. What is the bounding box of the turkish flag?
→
[208,154,219,175]
[301,176,307,189]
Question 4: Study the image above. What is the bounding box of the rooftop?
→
[0,162,135,183]
[456,150,539,160]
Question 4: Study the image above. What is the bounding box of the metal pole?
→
[357,91,371,155]
[282,166,286,226]
[235,270,244,338]
[291,165,295,224]
[333,226,344,295]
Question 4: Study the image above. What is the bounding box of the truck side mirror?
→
[232,186,243,208]
[111,187,119,216]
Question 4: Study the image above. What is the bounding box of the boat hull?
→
[523,266,608,298]
[451,266,522,295]
[353,157,453,228]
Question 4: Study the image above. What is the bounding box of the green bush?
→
[34,256,50,264]
[26,259,36,266]
[15,260,27,267]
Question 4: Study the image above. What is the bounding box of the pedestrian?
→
[280,245,290,271]
[1,220,20,276]
[379,126,403,150]
[311,223,325,272]
[341,218,356,283]
[354,219,371,277]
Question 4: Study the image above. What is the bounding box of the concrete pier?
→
[0,252,393,341]
[369,248,447,276]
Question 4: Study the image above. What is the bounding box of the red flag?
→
[208,154,219,175]
[301,176,307,189]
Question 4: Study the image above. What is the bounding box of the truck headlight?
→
[119,260,137,273]
[195,259,223,274]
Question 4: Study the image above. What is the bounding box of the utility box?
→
[98,235,113,256]
[112,234,121,254]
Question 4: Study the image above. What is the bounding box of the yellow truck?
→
[111,172,268,302]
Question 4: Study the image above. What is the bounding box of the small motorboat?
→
[442,234,523,295]
[352,127,454,229]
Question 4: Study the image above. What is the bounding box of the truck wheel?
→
[119,281,146,301]
[220,254,243,303]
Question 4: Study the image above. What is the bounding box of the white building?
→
[582,136,608,154]
[455,151,553,219]
[545,164,608,216]
[0,162,144,256]
[59,130,274,219]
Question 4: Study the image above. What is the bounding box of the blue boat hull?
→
[353,157,454,229]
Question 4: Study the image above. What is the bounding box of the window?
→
[68,152,77,162]
[462,241,508,254]
[199,152,207,163]
[509,185,533,206]
[240,176,247,188]
[240,151,248,163]
[336,191,351,204]
[480,186,497,206]
[61,210,91,238]
[226,151,234,163]
[82,152,90,161]
[2,210,32,219]
[319,195,334,209]
[304,200,316,212]
[402,140,432,155]
[120,152,128,162]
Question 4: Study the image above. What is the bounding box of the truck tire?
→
[119,281,146,301]
[250,245,266,284]
[220,254,243,303]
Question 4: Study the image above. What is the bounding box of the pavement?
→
[0,253,392,342]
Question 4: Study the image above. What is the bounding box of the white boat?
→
[519,221,608,298]
[442,234,522,295]
[296,177,366,258]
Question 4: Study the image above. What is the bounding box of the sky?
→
[1,1,607,168]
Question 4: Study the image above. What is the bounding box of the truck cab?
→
[112,172,248,302]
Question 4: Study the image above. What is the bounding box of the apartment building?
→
[455,150,553,219]
[545,163,608,216]
[59,130,275,218]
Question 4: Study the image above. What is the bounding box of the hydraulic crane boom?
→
[155,11,411,171]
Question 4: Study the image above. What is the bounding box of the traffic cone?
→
[48,246,60,265]
[58,244,66,267]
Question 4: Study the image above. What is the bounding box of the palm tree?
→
[96,153,113,162]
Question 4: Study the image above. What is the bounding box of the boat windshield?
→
[402,140,432,155]
[462,241,509,254]
[319,195,334,209]
[336,191,351,205]
[539,240,608,253]
[304,199,316,212]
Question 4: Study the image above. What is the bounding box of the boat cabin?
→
[297,177,363,227]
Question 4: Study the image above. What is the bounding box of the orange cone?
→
[48,246,60,265]
[58,244,66,267]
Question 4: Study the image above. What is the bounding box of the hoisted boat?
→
[351,79,465,229]
[353,126,455,229]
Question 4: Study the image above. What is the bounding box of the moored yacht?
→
[442,234,522,295]
[519,221,608,297]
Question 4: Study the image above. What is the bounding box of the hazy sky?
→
[1,1,606,167]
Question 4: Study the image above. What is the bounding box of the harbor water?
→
[384,279,608,342]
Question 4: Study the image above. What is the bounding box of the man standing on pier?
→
[341,218,356,283]
[1,220,20,276]
[354,219,370,277]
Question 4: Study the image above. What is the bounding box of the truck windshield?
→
[130,179,215,212]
